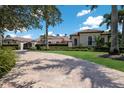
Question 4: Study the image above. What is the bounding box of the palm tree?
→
[100,14,111,29]
[89,5,120,54]
[122,17,124,47]
[118,10,124,47]
[100,9,124,48]
[41,6,63,49]
[109,6,120,54]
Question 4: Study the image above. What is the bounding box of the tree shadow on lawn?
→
[33,58,124,88]
[99,54,124,61]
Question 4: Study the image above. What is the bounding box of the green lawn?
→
[47,51,124,72]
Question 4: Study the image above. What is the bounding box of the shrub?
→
[2,44,19,50]
[29,46,37,51]
[93,47,109,52]
[35,44,42,50]
[0,48,16,78]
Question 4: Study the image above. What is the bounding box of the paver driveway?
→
[0,51,124,88]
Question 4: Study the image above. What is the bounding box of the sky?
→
[5,5,114,40]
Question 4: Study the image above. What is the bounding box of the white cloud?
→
[83,16,103,27]
[48,31,66,36]
[79,26,91,30]
[48,31,56,36]
[21,34,32,39]
[79,16,103,30]
[77,9,91,17]
[19,28,27,32]
[59,34,65,36]
[105,28,110,31]
[8,34,16,37]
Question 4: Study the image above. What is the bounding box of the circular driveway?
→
[0,51,124,88]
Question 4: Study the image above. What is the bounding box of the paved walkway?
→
[0,51,124,88]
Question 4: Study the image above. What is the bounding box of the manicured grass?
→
[47,51,124,72]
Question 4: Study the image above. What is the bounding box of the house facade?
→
[37,35,71,44]
[2,35,71,49]
[3,37,33,49]
[70,29,110,47]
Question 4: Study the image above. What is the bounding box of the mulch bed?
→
[98,54,124,61]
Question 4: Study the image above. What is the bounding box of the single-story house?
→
[37,35,71,44]
[3,37,33,49]
[70,29,110,47]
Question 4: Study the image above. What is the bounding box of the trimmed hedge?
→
[0,48,16,78]
[93,47,124,53]
[30,44,89,51]
[2,44,19,50]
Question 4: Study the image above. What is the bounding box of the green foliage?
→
[41,6,63,49]
[29,46,37,51]
[35,44,42,50]
[0,6,42,32]
[2,44,19,50]
[95,36,104,48]
[100,9,124,28]
[0,48,16,77]
[31,44,89,51]
[42,6,63,27]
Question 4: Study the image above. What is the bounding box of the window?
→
[88,36,92,45]
[48,41,51,44]
[56,41,59,44]
[74,38,77,46]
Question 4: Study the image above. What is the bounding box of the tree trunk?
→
[122,19,124,47]
[45,21,49,50]
[0,35,3,47]
[110,5,120,55]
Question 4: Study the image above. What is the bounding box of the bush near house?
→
[30,44,89,51]
[2,44,19,50]
[93,47,124,53]
[29,43,124,53]
[0,48,16,78]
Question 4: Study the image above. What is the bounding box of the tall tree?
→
[0,6,42,33]
[0,6,62,49]
[100,14,111,29]
[118,9,124,47]
[89,5,120,55]
[110,6,119,54]
[41,6,63,49]
[100,9,124,48]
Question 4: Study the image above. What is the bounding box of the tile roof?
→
[70,29,105,36]
[5,37,32,42]
[79,29,104,33]
[37,35,71,43]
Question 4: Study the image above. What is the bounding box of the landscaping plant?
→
[0,48,16,78]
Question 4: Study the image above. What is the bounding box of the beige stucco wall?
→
[71,35,80,47]
[71,33,109,47]
[101,34,109,43]
[3,39,19,44]
[79,33,101,47]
